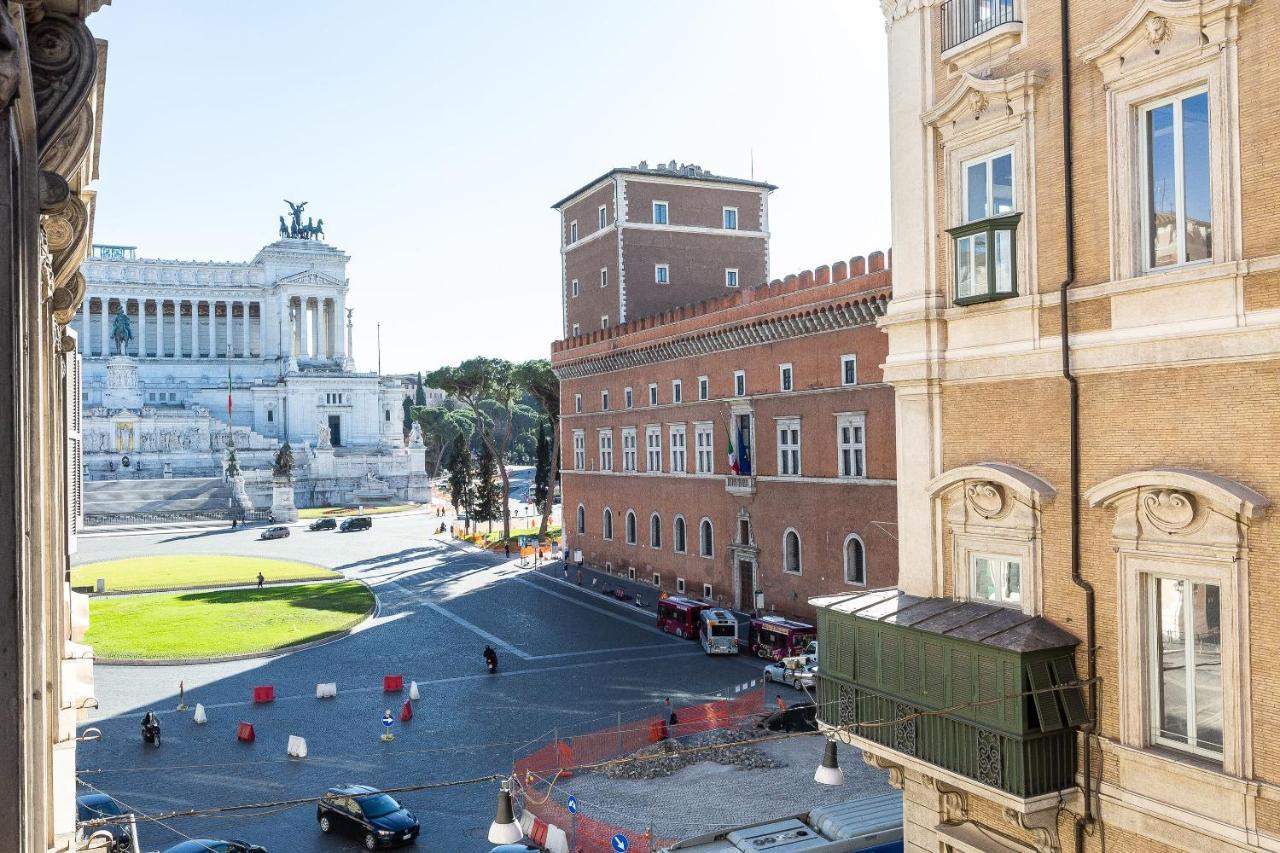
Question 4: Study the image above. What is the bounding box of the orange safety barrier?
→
[383,675,404,692]
[554,740,573,779]
[251,685,273,703]
[236,721,255,743]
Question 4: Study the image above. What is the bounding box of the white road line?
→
[416,597,532,660]
[511,573,675,637]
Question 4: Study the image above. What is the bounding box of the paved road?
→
[76,513,782,852]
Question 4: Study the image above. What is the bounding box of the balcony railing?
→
[940,0,1020,53]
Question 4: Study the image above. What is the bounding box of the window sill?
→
[953,291,1019,308]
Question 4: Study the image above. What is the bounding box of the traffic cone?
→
[400,699,413,722]
[409,680,420,701]
[192,703,207,725]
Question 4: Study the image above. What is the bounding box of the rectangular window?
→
[574,393,582,414]
[600,267,608,288]
[622,427,637,472]
[569,221,578,243]
[703,583,713,600]
[266,408,274,422]
[723,207,738,230]
[694,423,714,473]
[669,424,687,473]
[572,430,585,470]
[598,205,607,229]
[572,323,581,337]
[652,573,661,587]
[725,268,739,288]
[779,363,793,392]
[1143,90,1212,270]
[655,264,669,285]
[733,370,746,397]
[648,383,658,406]
[951,149,1018,303]
[598,429,613,471]
[653,201,668,225]
[571,279,579,298]
[697,376,708,400]
[645,425,662,472]
[1148,576,1222,757]
[601,315,609,329]
[601,390,610,411]
[836,413,866,478]
[624,387,633,409]
[776,417,801,476]
[841,354,858,386]
[676,577,686,594]
[672,380,682,403]
[970,554,1021,607]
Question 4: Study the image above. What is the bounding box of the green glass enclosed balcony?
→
[813,589,1085,799]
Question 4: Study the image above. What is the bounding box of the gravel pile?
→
[598,727,784,780]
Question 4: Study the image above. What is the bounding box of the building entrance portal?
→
[328,414,342,447]
[737,559,755,612]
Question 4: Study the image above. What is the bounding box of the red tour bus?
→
[656,595,708,639]
[749,615,816,660]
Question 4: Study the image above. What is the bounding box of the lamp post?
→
[487,778,522,844]
[814,739,844,786]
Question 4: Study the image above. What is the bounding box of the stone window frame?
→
[1078,0,1245,282]
[676,577,686,594]
[624,386,633,409]
[927,462,1055,616]
[649,512,663,550]
[598,204,607,230]
[574,393,582,414]
[843,533,867,586]
[778,363,793,392]
[652,200,668,225]
[693,422,714,474]
[673,515,688,554]
[668,422,687,474]
[645,424,662,472]
[1086,467,1267,779]
[775,416,801,477]
[703,582,713,600]
[648,383,658,406]
[783,528,803,575]
[571,429,585,471]
[575,503,585,535]
[600,389,609,411]
[655,263,669,285]
[841,354,857,386]
[725,268,739,288]
[569,220,578,243]
[625,510,637,545]
[672,379,682,404]
[923,71,1044,308]
[697,376,709,400]
[597,428,613,472]
[600,315,608,330]
[835,411,867,480]
[699,518,714,559]
[620,426,637,472]
[600,267,608,289]
[571,279,579,298]
[571,323,580,337]
[732,370,745,398]
[723,206,738,230]
[602,507,614,541]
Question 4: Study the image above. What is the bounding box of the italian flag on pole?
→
[727,424,739,474]
[226,348,233,421]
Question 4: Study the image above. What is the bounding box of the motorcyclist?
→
[140,711,160,745]
[483,645,497,672]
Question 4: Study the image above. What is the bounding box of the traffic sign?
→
[610,833,629,852]
[566,795,577,814]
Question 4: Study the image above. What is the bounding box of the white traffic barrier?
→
[287,735,308,758]
[316,682,337,699]
[192,703,207,724]
[409,680,420,701]
[545,824,569,853]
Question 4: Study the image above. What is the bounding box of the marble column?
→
[310,297,320,359]
[174,301,183,358]
[190,300,198,357]
[139,299,148,357]
[334,295,347,361]
[100,297,110,356]
[206,300,215,358]
[241,300,249,357]
[346,307,354,363]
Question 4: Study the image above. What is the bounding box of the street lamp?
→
[814,739,844,786]
[487,779,523,844]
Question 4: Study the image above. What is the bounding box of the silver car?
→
[763,660,817,690]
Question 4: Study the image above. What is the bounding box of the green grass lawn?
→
[298,503,419,519]
[71,555,336,593]
[85,580,374,660]
[479,524,562,544]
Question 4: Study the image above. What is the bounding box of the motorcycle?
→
[483,647,498,674]
[140,712,161,747]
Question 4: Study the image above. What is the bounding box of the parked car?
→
[259,525,290,540]
[763,659,817,690]
[340,515,373,532]
[309,517,337,531]
[489,846,543,853]
[162,841,266,853]
[76,793,132,851]
[316,784,420,848]
[759,702,818,733]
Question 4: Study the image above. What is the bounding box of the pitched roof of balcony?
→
[813,588,1077,653]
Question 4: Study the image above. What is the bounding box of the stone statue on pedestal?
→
[272,442,295,479]
[110,306,133,355]
[316,420,332,450]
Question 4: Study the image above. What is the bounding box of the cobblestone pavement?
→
[75,513,829,852]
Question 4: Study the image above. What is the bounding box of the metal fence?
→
[940,0,1019,53]
[85,507,274,527]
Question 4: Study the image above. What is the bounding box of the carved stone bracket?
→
[927,776,969,825]
[861,752,904,790]
[30,12,98,156]
[1002,806,1061,853]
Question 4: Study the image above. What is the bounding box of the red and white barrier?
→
[383,675,404,692]
[316,682,337,699]
[192,703,207,724]
[252,685,274,703]
[409,680,420,701]
[287,735,308,758]
[236,722,255,743]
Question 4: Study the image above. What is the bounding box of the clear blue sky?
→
[88,1,890,374]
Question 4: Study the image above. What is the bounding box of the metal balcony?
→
[940,0,1020,53]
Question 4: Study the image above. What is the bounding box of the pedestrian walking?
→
[562,565,568,580]
[576,569,583,586]
[505,542,511,559]
[256,572,264,589]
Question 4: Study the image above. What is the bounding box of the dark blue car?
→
[76,793,131,851]
[317,784,419,849]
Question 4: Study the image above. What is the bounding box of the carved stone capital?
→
[927,776,969,825]
[1002,806,1060,853]
[861,751,904,789]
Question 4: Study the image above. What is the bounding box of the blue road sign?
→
[566,795,577,815]
[611,833,629,852]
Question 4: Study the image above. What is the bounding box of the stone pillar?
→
[291,296,302,358]
[346,307,354,364]
[334,295,347,361]
[189,300,198,357]
[310,297,320,359]
[156,299,164,358]
[138,298,147,357]
[174,300,183,358]
[100,297,110,356]
[206,300,215,358]
[241,300,250,357]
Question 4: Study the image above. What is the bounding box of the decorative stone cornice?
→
[923,71,1046,144]
[552,291,889,380]
[880,0,938,24]
[1078,0,1251,84]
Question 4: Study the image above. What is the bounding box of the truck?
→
[658,793,903,852]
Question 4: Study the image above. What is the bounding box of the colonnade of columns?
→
[288,295,346,362]
[74,296,262,359]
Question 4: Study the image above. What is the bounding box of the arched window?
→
[673,516,687,553]
[699,518,714,558]
[844,534,866,585]
[783,529,802,574]
[625,510,637,545]
[576,504,585,534]
[650,513,662,549]
[603,508,614,540]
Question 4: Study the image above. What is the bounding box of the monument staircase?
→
[82,476,253,526]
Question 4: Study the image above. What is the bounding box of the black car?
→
[759,701,818,733]
[162,841,266,853]
[340,516,373,532]
[77,793,132,851]
[317,784,419,849]
[309,517,337,531]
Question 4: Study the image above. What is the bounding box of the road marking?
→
[511,573,675,637]
[416,597,532,660]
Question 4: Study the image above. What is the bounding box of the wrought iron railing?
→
[940,0,1020,53]
[85,508,274,526]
